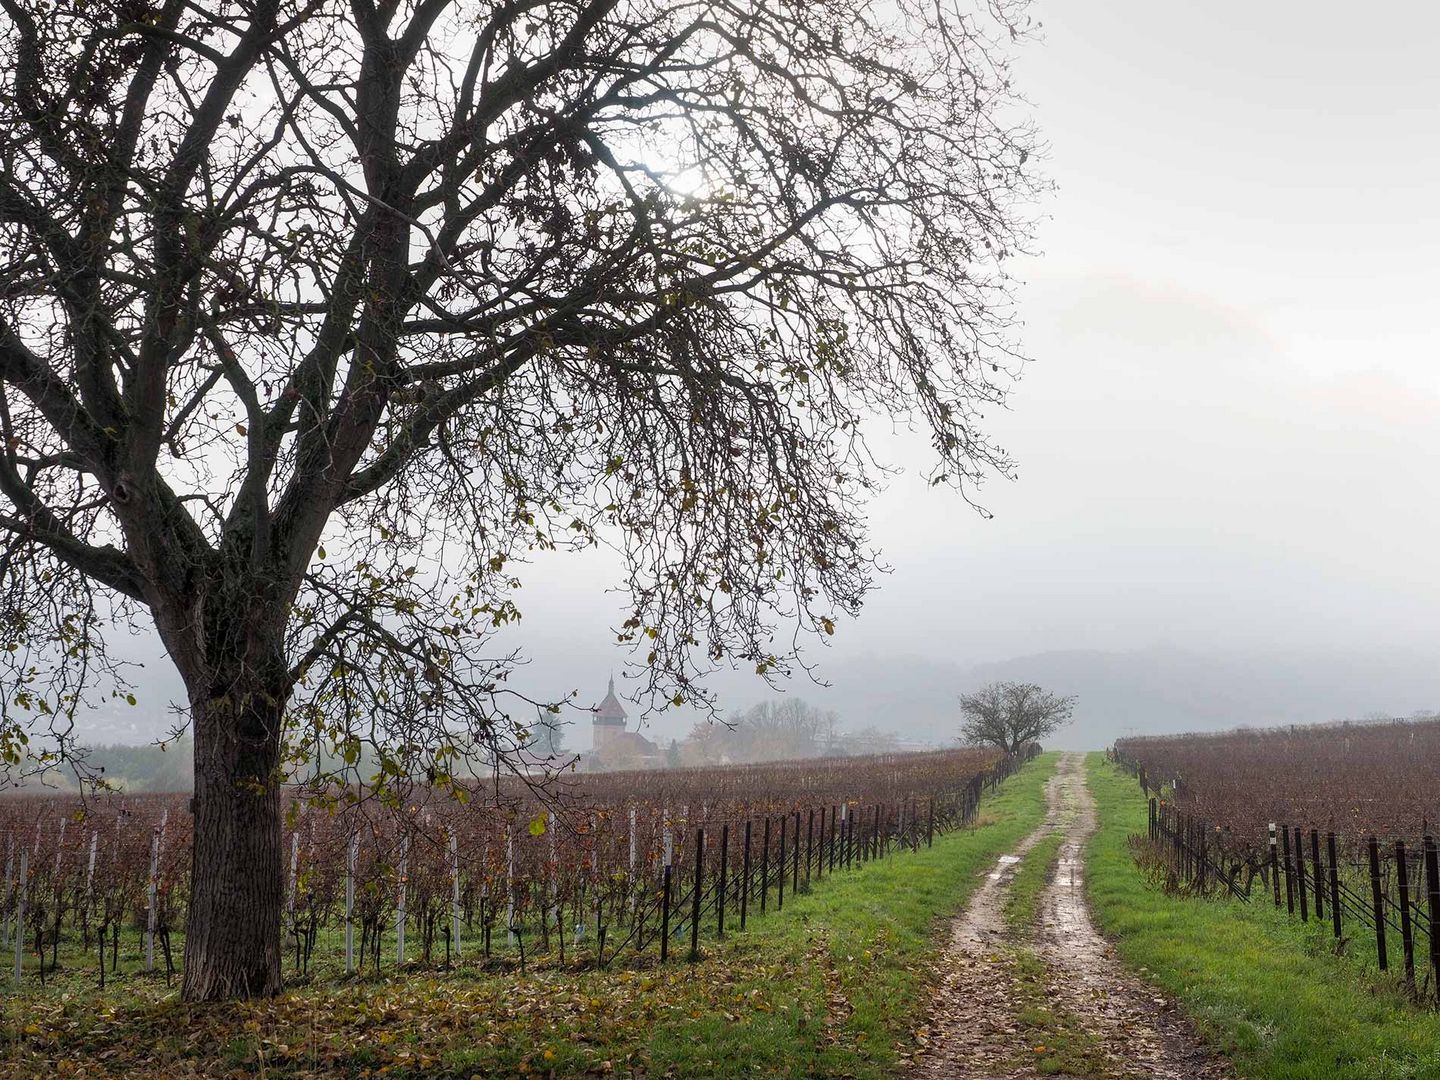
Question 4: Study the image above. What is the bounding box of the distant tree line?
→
[1,738,194,793]
[1,734,396,793]
[684,699,902,766]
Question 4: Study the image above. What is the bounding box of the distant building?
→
[591,676,628,751]
[585,677,662,771]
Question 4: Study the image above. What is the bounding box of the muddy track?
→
[911,753,1231,1080]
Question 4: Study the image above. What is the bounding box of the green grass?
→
[1003,831,1063,934]
[2,753,1060,1079]
[1006,947,1112,1077]
[996,815,1109,1076]
[1086,752,1440,1080]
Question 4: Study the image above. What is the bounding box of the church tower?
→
[592,675,628,750]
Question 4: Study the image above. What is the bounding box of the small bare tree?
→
[0,0,1040,998]
[959,681,1074,754]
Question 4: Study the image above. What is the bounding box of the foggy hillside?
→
[686,645,1440,751]
[52,641,1440,755]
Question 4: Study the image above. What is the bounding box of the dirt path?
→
[911,753,1231,1080]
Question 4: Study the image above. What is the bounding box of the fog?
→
[492,2,1440,749]
[81,1,1440,752]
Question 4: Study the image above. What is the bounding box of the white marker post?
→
[505,825,516,948]
[1268,822,1278,902]
[286,831,300,933]
[53,817,66,879]
[589,814,599,949]
[85,831,98,909]
[628,807,638,913]
[549,812,558,929]
[145,825,160,973]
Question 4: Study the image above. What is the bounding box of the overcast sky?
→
[892,0,1440,656]
[94,1,1440,746]
[495,1,1440,683]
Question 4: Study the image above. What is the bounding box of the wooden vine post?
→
[505,825,516,949]
[12,851,25,986]
[396,834,410,967]
[688,826,703,962]
[345,833,357,974]
[716,822,729,939]
[1366,836,1387,971]
[1395,840,1415,987]
[1425,837,1440,993]
[740,819,752,931]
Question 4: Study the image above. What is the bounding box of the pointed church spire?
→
[595,674,627,724]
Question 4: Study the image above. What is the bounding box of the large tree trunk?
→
[180,665,287,1000]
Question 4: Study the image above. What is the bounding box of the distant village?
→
[575,677,932,772]
[1,678,931,794]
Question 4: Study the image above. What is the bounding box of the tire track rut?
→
[911,753,1230,1079]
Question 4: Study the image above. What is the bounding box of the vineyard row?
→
[1,745,1036,987]
[1110,748,1440,1005]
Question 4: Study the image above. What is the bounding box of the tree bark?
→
[180,663,287,1000]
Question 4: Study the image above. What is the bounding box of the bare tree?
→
[959,681,1074,754]
[0,0,1040,998]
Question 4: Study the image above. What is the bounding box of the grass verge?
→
[2,752,1059,1079]
[1086,752,1440,1080]
[1005,946,1112,1078]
